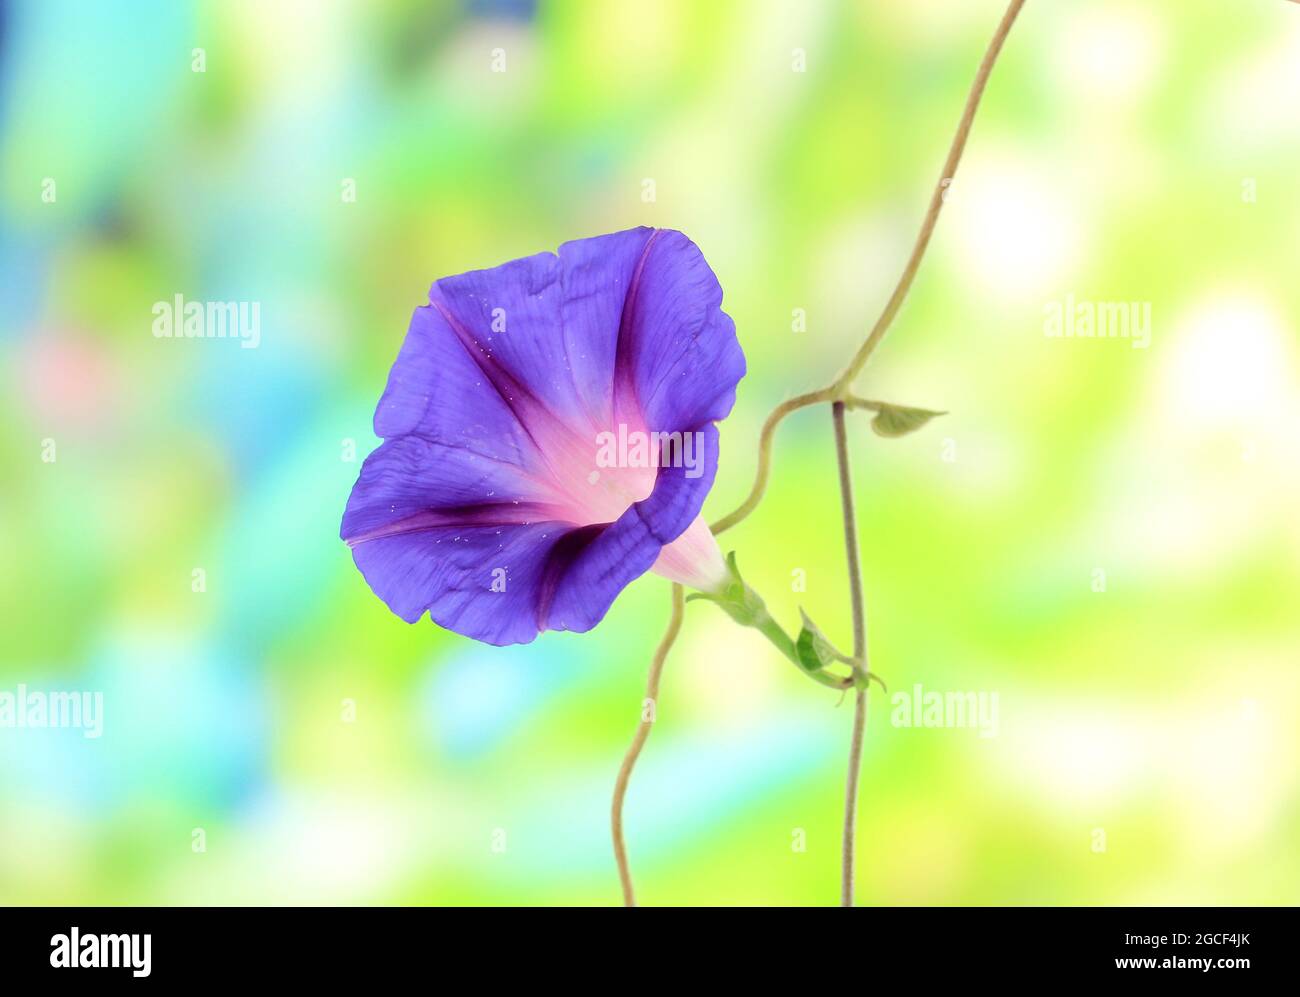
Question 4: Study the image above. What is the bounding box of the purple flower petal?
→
[342,227,744,644]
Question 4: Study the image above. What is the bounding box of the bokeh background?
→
[2,0,1298,906]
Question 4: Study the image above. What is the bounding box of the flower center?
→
[542,418,659,526]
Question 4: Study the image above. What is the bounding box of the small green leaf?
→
[795,609,841,672]
[795,631,827,672]
[870,403,946,438]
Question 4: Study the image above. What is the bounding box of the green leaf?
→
[795,609,841,672]
[690,557,858,691]
[869,403,946,439]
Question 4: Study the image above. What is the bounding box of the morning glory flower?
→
[341,227,746,646]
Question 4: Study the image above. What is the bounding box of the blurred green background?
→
[2,0,1298,906]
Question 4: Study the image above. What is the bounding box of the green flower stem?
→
[751,608,853,690]
[611,0,1029,908]
[833,400,870,908]
[690,555,855,691]
[831,0,1029,395]
[705,0,1028,905]
[710,388,834,536]
[711,0,1029,539]
[751,609,794,659]
[611,583,685,907]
